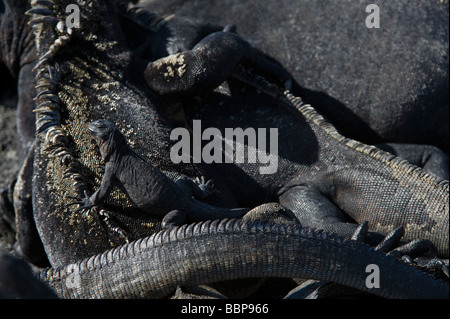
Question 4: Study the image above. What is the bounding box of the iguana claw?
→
[369,225,447,277]
[66,190,95,214]
[194,176,218,198]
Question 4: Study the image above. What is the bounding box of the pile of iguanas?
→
[0,0,448,299]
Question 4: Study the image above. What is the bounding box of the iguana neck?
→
[99,130,131,163]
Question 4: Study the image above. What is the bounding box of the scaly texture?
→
[37,219,448,299]
[182,67,449,257]
[124,4,448,257]
[26,0,238,266]
[141,0,449,152]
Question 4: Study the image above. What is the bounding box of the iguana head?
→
[88,119,128,162]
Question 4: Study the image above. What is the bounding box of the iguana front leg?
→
[67,162,116,213]
[143,29,292,96]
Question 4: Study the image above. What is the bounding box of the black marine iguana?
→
[68,119,248,228]
[0,0,448,299]
[118,5,449,257]
[1,216,447,299]
[174,70,450,257]
[140,0,449,153]
[0,0,291,268]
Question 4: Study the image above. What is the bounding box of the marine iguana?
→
[0,0,447,299]
[118,5,449,257]
[179,69,450,257]
[68,119,248,228]
[0,0,225,267]
[1,0,291,268]
[140,0,449,153]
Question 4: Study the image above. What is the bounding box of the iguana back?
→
[182,70,449,257]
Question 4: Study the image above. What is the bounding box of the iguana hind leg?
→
[143,30,291,96]
[278,185,385,245]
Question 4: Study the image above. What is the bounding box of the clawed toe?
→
[66,190,94,214]
[195,176,218,198]
[375,227,404,253]
[387,239,438,259]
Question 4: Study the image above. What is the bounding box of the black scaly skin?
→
[37,219,449,299]
[0,0,37,156]
[116,4,293,95]
[182,70,449,258]
[124,5,448,257]
[6,0,290,267]
[138,0,449,153]
[1,0,45,266]
[69,119,248,227]
[0,0,447,298]
[23,0,179,267]
[9,0,218,267]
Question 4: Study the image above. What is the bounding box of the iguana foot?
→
[66,190,96,214]
[193,176,218,199]
[175,176,218,200]
[386,238,448,278]
[355,222,448,278]
[373,227,440,261]
[352,222,409,254]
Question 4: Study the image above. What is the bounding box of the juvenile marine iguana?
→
[69,119,248,228]
[118,6,449,257]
